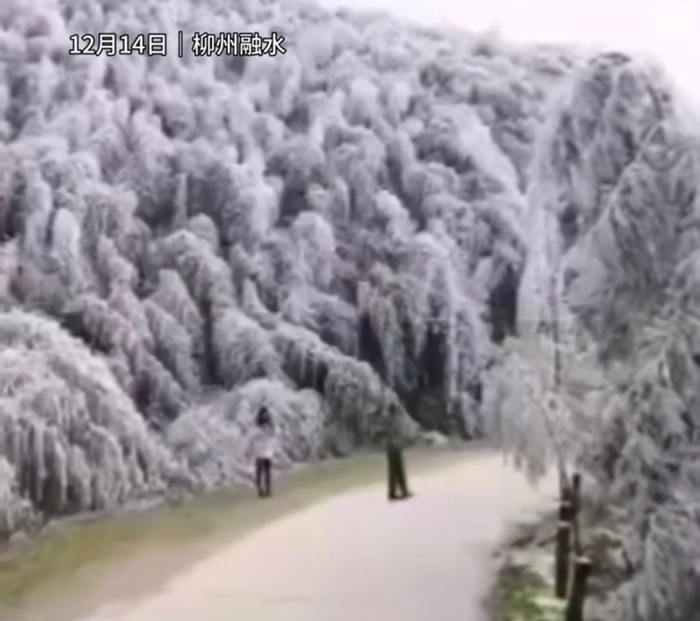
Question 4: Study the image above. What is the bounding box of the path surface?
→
[79,450,555,621]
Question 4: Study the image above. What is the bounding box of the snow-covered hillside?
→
[0,1,698,618]
[0,0,571,524]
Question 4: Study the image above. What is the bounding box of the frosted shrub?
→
[148,269,204,346]
[271,323,417,448]
[144,300,200,391]
[154,230,236,310]
[167,378,327,487]
[0,310,188,520]
[212,306,283,389]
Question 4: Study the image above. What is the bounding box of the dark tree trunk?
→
[565,557,592,621]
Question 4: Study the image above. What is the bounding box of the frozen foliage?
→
[0,0,581,536]
[212,307,284,389]
[167,379,329,487]
[271,321,420,453]
[513,54,700,621]
[0,457,33,537]
[5,8,697,619]
[0,310,188,529]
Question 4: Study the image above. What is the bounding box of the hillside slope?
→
[0,0,579,533]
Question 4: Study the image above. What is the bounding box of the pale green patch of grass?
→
[490,512,566,621]
[490,559,566,621]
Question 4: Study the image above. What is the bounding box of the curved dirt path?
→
[80,450,556,621]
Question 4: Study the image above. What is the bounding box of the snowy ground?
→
[74,450,556,621]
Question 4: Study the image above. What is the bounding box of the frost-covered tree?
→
[516,52,700,621]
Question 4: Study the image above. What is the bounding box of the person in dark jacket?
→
[386,402,412,501]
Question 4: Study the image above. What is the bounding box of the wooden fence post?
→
[555,521,571,599]
[565,557,592,621]
[559,499,573,522]
[571,472,582,556]
[572,472,581,508]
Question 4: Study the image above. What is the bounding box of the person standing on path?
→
[251,406,276,498]
[386,402,412,501]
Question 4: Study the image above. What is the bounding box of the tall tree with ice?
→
[515,52,700,621]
